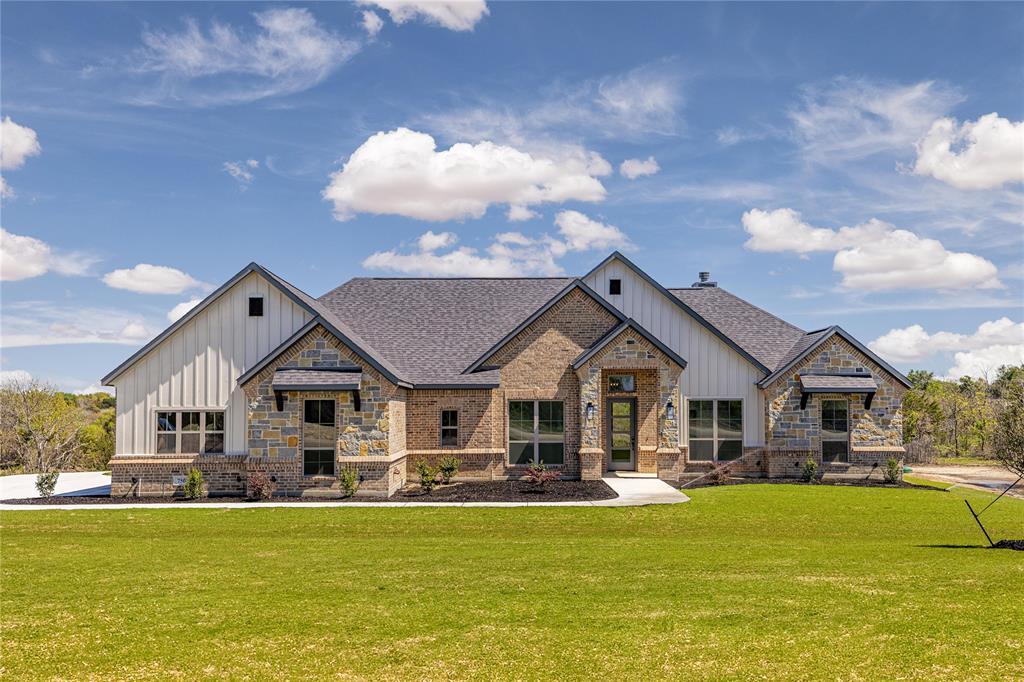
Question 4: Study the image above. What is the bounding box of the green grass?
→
[935,456,1002,466]
[904,474,955,490]
[2,486,1022,680]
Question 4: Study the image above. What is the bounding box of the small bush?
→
[338,468,360,497]
[247,471,276,500]
[438,456,461,484]
[800,458,818,482]
[883,457,902,484]
[35,471,59,498]
[524,461,560,488]
[416,461,438,494]
[183,467,204,499]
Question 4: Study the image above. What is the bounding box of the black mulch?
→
[992,539,1024,551]
[2,480,617,505]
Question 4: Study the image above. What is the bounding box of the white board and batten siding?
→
[586,260,767,446]
[113,272,313,455]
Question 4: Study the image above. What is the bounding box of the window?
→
[249,296,264,316]
[155,410,225,454]
[508,400,564,465]
[687,399,743,461]
[609,278,622,295]
[440,410,459,447]
[821,399,849,463]
[303,399,336,476]
[608,374,635,393]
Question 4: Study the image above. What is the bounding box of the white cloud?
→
[0,369,33,385]
[358,1,488,32]
[790,78,962,161]
[0,117,42,170]
[0,302,155,348]
[361,10,385,37]
[741,208,1002,291]
[913,113,1024,190]
[134,8,360,106]
[323,127,609,222]
[102,263,208,294]
[553,210,632,252]
[167,297,204,322]
[619,156,660,180]
[364,210,631,277]
[74,384,115,396]
[0,176,11,198]
[506,205,539,222]
[0,228,98,282]
[223,159,259,187]
[869,317,1024,364]
[946,345,1024,381]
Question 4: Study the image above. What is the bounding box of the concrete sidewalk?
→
[0,474,688,510]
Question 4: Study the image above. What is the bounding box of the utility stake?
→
[965,500,994,547]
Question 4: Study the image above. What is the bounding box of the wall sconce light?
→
[666,400,675,420]
[586,402,594,421]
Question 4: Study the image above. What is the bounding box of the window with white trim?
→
[508,400,564,465]
[687,399,743,461]
[155,410,225,454]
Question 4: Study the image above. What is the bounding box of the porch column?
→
[656,366,682,477]
[577,365,604,480]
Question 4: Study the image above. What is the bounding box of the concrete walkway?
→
[0,474,688,510]
[0,471,111,500]
[908,464,1023,499]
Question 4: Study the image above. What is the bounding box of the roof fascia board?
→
[585,251,771,375]
[462,279,626,374]
[571,318,688,370]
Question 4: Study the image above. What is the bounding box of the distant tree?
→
[79,409,115,470]
[0,378,86,473]
[992,371,1024,479]
[907,370,934,391]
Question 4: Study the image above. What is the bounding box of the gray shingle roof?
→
[667,287,806,371]
[800,374,878,392]
[272,368,362,391]
[317,278,574,386]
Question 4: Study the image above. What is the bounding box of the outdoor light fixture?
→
[586,402,594,420]
[666,400,675,420]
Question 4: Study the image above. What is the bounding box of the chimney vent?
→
[692,271,718,287]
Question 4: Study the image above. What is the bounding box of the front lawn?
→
[1,485,1021,680]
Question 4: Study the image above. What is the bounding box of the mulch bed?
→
[991,539,1024,551]
[1,480,617,505]
[676,477,942,491]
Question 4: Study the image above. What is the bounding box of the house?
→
[102,252,910,497]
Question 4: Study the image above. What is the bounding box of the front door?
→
[607,398,636,471]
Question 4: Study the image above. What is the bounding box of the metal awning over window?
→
[270,368,362,410]
[799,374,878,409]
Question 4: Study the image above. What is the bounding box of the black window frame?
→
[821,399,850,463]
[608,374,635,393]
[508,400,564,466]
[248,296,264,317]
[687,399,743,462]
[440,409,459,447]
[302,399,336,476]
[609,278,622,295]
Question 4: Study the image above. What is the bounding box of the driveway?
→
[0,471,112,500]
[908,464,1023,499]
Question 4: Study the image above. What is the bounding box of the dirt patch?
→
[1,480,617,505]
[991,539,1024,551]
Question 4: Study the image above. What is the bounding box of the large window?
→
[688,399,743,461]
[440,410,459,447]
[155,410,225,454]
[303,399,336,476]
[508,400,564,465]
[821,399,849,463]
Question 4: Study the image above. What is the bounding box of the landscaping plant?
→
[247,471,276,500]
[338,468,360,498]
[800,458,818,482]
[415,461,438,494]
[183,467,204,499]
[883,457,902,484]
[524,461,560,488]
[438,456,461,484]
[34,471,59,498]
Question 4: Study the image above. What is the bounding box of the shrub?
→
[247,471,276,500]
[338,468,360,498]
[183,467,204,499]
[35,471,59,498]
[800,459,818,482]
[883,457,902,484]
[438,456,461,484]
[524,461,560,488]
[416,461,438,494]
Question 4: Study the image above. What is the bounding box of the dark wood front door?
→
[607,398,636,471]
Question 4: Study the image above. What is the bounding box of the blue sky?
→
[1,1,1022,392]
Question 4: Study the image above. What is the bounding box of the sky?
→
[1,1,1022,393]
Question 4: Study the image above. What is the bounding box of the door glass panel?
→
[612,401,631,417]
[611,433,631,448]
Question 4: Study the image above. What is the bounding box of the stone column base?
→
[579,448,604,480]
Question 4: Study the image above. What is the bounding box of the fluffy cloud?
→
[741,208,1002,291]
[0,369,33,385]
[946,345,1024,381]
[869,317,1024,363]
[361,10,384,37]
[223,159,259,187]
[790,78,962,161]
[913,113,1024,190]
[0,228,97,281]
[619,156,660,180]
[358,1,488,32]
[506,205,539,222]
[167,297,204,322]
[135,8,360,106]
[1,117,41,170]
[363,210,631,276]
[0,302,154,348]
[323,128,609,222]
[102,263,208,294]
[0,177,11,198]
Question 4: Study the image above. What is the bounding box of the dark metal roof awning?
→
[271,368,362,411]
[799,374,878,409]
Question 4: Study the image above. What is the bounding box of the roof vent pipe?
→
[692,271,718,287]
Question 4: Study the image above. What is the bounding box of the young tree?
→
[0,378,86,473]
[992,371,1024,478]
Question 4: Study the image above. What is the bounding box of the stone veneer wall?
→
[763,336,906,471]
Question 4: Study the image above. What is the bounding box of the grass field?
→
[2,485,1022,680]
